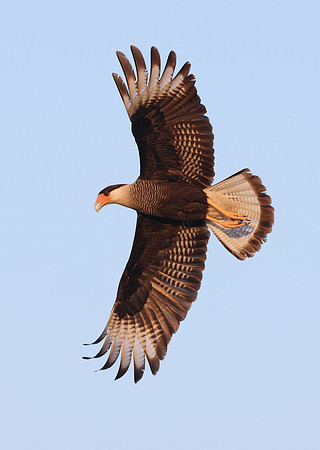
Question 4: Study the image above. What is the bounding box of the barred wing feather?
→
[113,46,214,187]
[85,215,209,382]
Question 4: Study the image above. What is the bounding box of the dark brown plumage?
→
[84,46,274,382]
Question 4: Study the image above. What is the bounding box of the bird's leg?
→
[207,199,247,220]
[206,199,249,228]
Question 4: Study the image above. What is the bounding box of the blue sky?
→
[1,1,319,449]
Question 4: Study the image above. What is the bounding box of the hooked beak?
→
[94,193,110,212]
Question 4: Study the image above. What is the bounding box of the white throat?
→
[109,184,131,207]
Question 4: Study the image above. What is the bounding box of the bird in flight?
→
[84,46,274,382]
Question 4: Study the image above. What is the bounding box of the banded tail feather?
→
[205,169,274,260]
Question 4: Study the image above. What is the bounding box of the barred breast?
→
[128,180,207,220]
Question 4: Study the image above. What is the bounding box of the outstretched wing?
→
[113,46,214,187]
[85,215,209,382]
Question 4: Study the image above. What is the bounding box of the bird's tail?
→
[204,169,274,260]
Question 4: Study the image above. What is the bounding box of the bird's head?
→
[94,184,126,212]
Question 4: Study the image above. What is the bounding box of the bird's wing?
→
[113,46,214,187]
[85,214,209,382]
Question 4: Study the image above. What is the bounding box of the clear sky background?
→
[1,1,319,449]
